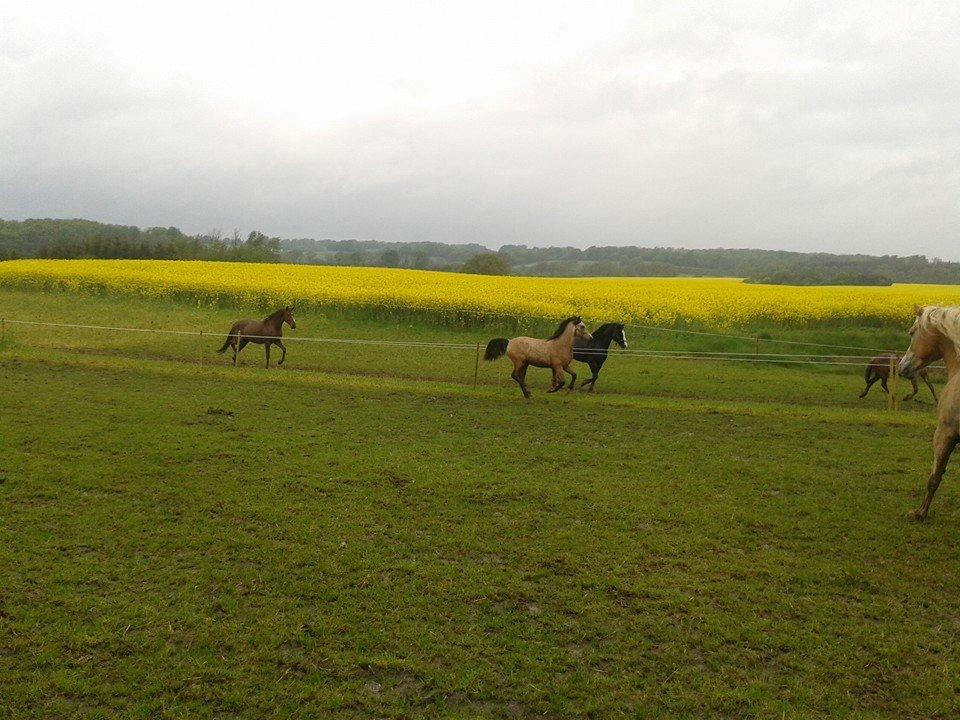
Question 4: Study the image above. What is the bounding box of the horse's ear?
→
[914,304,924,317]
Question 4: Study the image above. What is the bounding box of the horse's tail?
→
[484,338,509,361]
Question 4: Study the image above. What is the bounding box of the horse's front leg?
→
[563,364,577,393]
[924,374,938,403]
[276,340,287,366]
[911,425,958,520]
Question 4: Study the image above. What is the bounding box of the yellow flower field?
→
[2,258,960,329]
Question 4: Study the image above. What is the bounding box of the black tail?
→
[484,338,509,361]
[217,335,232,354]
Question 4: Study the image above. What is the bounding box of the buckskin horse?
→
[897,305,960,520]
[217,306,296,368]
[484,316,592,398]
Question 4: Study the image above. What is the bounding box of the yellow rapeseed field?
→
[3,258,960,328]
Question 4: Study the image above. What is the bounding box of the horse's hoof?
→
[908,509,926,521]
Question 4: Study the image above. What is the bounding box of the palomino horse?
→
[860,353,937,402]
[573,323,628,392]
[217,306,296,368]
[484,316,593,398]
[898,305,960,520]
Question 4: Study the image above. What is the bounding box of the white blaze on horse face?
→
[898,351,917,378]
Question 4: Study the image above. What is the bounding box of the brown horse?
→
[898,305,960,520]
[484,316,592,398]
[860,353,937,402]
[217,306,296,368]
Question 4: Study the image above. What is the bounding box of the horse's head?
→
[573,316,592,342]
[899,305,939,379]
[614,324,627,349]
[283,306,297,330]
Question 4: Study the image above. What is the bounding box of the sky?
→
[1,0,959,257]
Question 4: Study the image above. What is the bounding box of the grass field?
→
[2,285,960,718]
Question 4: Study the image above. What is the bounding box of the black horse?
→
[573,323,628,391]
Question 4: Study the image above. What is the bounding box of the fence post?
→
[755,336,760,355]
[474,342,481,386]
[887,355,896,412]
[891,354,900,412]
[199,330,204,369]
[1,318,4,348]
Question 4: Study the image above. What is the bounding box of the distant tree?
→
[247,230,268,247]
[348,250,366,266]
[379,249,401,267]
[461,252,509,275]
[412,250,431,270]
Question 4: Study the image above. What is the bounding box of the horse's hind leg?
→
[912,425,959,520]
[511,361,531,399]
[547,366,565,393]
[880,376,889,394]
[903,377,919,402]
[859,375,878,398]
[264,343,271,368]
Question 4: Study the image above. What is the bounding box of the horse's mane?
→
[919,305,960,349]
[547,316,580,340]
[592,322,623,336]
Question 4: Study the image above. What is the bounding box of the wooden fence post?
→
[755,336,760,355]
[890,358,900,411]
[888,355,899,412]
[473,342,481,386]
[199,330,204,369]
[1,318,5,347]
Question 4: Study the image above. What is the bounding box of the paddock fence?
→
[0,316,937,412]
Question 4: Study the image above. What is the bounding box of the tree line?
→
[0,220,281,263]
[2,217,959,285]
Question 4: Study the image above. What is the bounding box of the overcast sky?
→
[2,1,959,256]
